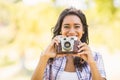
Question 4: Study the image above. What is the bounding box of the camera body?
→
[56,36,79,54]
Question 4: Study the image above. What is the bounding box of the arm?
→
[31,54,50,80]
[77,43,106,80]
[31,36,60,80]
[88,60,106,80]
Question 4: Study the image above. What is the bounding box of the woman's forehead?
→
[62,15,82,24]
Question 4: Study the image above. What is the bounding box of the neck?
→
[64,54,76,72]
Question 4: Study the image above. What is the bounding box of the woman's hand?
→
[42,36,60,58]
[76,42,95,64]
[42,35,66,58]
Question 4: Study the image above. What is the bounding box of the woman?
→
[31,7,106,80]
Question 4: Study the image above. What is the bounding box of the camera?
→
[55,36,80,54]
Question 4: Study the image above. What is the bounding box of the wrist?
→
[87,54,95,64]
[87,56,95,64]
[88,60,96,65]
[41,53,50,60]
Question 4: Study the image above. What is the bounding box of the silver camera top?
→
[57,36,78,41]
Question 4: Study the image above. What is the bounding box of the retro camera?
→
[56,36,80,54]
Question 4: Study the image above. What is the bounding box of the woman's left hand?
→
[76,42,95,64]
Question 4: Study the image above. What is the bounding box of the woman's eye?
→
[64,26,70,28]
[75,26,80,28]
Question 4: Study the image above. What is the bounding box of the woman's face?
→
[61,15,84,40]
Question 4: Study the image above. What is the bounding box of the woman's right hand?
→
[41,35,61,58]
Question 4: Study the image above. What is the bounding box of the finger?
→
[53,37,60,45]
[79,42,86,46]
[78,50,85,55]
[79,40,82,44]
[54,40,59,45]
[77,51,87,61]
[80,54,87,61]
[78,46,87,53]
[56,54,67,57]
[73,53,81,58]
[51,52,57,58]
[77,42,86,49]
[78,43,89,52]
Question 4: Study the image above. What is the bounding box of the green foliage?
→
[94,0,116,23]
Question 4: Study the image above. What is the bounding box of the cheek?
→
[78,31,84,39]
[78,34,83,39]
[61,28,68,35]
[61,31,68,36]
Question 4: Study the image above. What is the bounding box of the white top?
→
[57,71,79,80]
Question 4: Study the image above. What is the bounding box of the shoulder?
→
[91,50,103,61]
[92,50,102,56]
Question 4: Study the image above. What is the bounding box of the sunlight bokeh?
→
[0,0,120,80]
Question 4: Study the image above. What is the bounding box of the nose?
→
[68,28,76,36]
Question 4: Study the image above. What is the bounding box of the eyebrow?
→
[63,23,81,25]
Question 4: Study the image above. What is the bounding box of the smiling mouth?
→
[67,35,78,37]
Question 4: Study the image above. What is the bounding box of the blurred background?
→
[0,0,120,80]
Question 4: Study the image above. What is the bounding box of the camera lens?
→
[64,41,71,48]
